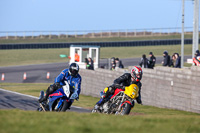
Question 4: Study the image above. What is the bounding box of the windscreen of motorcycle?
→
[124,84,139,99]
[63,81,70,97]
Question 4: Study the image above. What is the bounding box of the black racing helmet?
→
[69,63,79,77]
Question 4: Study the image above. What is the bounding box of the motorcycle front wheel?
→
[60,100,71,112]
[119,103,132,115]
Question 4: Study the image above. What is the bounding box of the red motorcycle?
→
[92,84,139,115]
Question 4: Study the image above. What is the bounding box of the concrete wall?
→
[79,66,200,113]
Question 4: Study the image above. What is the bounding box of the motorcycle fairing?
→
[48,88,69,111]
[120,101,132,107]
[49,88,66,102]
[111,88,124,99]
[124,84,139,99]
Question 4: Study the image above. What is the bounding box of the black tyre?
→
[60,101,71,112]
[119,103,132,115]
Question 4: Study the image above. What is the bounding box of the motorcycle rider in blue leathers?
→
[39,63,82,108]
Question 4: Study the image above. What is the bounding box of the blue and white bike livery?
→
[38,81,78,112]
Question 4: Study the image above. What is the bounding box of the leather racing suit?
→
[96,73,142,107]
[39,68,82,106]
[55,69,82,101]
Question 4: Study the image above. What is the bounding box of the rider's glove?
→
[70,92,79,100]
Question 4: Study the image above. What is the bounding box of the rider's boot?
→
[94,91,111,111]
[38,85,54,103]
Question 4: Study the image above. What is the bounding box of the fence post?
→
[40,32,43,39]
[75,31,77,38]
[23,32,25,39]
[58,31,60,39]
[109,31,111,38]
[49,32,51,39]
[66,32,68,38]
[32,32,34,39]
[6,32,8,39]
[15,32,17,39]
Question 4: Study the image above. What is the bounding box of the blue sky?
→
[0,0,197,31]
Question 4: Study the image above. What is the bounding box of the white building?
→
[69,45,100,69]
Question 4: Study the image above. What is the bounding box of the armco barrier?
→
[0,39,196,49]
[79,66,200,113]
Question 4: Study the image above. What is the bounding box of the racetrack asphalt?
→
[0,56,191,83]
[0,88,91,112]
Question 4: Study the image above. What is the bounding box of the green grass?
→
[0,44,197,67]
[0,83,200,133]
[0,34,194,44]
[0,109,200,133]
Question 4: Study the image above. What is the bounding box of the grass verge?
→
[0,44,196,67]
[0,109,200,133]
[0,34,193,44]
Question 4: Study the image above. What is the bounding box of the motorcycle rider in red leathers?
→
[94,66,143,111]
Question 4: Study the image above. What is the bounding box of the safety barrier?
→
[79,66,200,114]
[0,39,196,49]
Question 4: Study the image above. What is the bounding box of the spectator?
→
[193,50,200,66]
[170,53,176,67]
[110,57,116,70]
[85,58,89,67]
[115,58,124,69]
[174,53,181,68]
[139,54,149,68]
[86,57,94,70]
[162,51,171,67]
[75,51,80,62]
[148,52,156,69]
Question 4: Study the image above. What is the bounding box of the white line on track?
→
[0,88,82,109]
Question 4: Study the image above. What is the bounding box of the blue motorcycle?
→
[37,81,78,112]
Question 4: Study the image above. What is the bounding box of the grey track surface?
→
[0,89,90,112]
[0,56,191,83]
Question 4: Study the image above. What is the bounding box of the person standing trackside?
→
[148,52,156,69]
[170,53,176,67]
[193,50,200,66]
[75,51,80,62]
[87,57,94,70]
[162,51,171,67]
[174,53,181,68]
[110,57,116,70]
[115,58,124,69]
[139,54,149,68]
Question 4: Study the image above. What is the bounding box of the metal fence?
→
[0,27,195,40]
